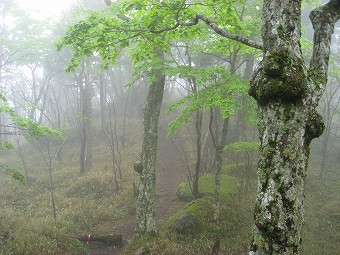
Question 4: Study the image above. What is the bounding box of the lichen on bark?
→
[250,102,308,254]
[135,63,165,235]
[248,0,340,254]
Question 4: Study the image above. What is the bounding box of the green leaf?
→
[167,67,248,136]
[224,141,259,152]
[0,140,14,151]
[0,163,26,184]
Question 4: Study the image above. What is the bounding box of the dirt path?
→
[89,127,187,254]
[155,132,187,223]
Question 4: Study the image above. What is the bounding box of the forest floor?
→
[89,132,187,255]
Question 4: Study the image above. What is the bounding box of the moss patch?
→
[124,192,254,255]
[249,45,307,105]
[166,196,212,235]
[176,174,239,202]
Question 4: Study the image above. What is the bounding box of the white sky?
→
[15,0,76,19]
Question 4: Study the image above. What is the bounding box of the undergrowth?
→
[0,120,339,255]
[0,121,141,255]
[124,194,254,255]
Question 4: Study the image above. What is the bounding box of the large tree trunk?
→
[135,55,165,235]
[248,1,339,254]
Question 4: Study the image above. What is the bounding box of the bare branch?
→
[194,14,263,50]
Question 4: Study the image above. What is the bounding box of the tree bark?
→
[16,139,30,185]
[135,53,165,235]
[84,62,93,170]
[248,1,340,254]
[99,73,107,135]
[78,67,87,174]
[192,105,203,198]
[79,61,93,173]
[213,114,229,220]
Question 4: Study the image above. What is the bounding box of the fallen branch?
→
[67,233,123,246]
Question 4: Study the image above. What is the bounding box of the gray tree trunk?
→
[213,115,229,220]
[99,73,107,135]
[79,61,93,173]
[319,78,340,176]
[248,1,340,254]
[192,105,203,198]
[135,55,165,235]
[78,67,87,174]
[84,62,93,170]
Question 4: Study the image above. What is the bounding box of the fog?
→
[0,1,339,255]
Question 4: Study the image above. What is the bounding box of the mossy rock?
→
[175,174,239,202]
[171,213,199,235]
[166,197,213,235]
[176,182,194,202]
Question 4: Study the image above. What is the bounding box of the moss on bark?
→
[249,46,307,105]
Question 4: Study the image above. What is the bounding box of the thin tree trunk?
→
[135,53,165,235]
[85,123,93,169]
[192,107,203,198]
[78,60,93,173]
[79,123,87,174]
[201,128,213,172]
[99,73,107,135]
[40,141,57,220]
[78,66,87,174]
[212,111,229,220]
[319,125,330,177]
[121,88,131,150]
[47,142,57,221]
[111,101,123,181]
[104,99,123,191]
[84,65,93,170]
[16,139,30,185]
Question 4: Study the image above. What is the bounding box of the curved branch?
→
[194,14,263,50]
[309,0,340,94]
[149,14,263,50]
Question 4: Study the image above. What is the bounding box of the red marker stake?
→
[87,232,91,244]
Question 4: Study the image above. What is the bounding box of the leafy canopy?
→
[167,67,249,136]
[56,0,260,71]
[56,0,261,135]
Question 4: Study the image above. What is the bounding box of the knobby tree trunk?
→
[248,1,340,254]
[135,55,165,235]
